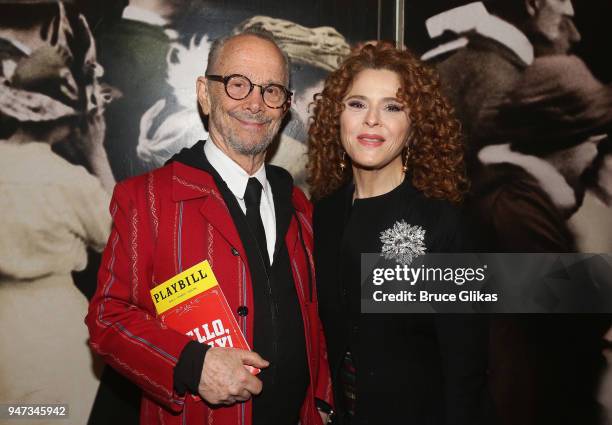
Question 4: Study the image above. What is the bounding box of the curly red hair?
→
[307,42,468,202]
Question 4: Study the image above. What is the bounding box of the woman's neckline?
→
[352,174,409,204]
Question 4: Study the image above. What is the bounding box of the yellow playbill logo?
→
[150,260,218,315]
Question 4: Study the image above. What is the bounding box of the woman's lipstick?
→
[357,133,385,147]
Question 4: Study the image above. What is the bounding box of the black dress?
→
[314,178,491,425]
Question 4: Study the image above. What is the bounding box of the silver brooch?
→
[380,220,426,265]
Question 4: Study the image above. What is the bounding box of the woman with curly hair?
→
[309,43,490,424]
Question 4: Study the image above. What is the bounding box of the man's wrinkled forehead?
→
[212,35,288,85]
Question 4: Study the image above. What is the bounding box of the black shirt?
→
[314,178,490,425]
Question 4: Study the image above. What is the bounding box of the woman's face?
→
[339,68,411,172]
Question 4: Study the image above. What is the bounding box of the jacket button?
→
[231,247,239,256]
[237,306,248,316]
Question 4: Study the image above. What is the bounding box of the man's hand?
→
[198,347,269,405]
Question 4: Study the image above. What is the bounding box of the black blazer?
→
[313,181,492,425]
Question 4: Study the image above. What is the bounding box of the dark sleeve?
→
[173,341,209,396]
[435,315,490,425]
[486,184,574,252]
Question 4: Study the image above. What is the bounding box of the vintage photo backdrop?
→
[403,0,612,253]
[0,1,375,423]
[403,2,612,425]
[1,1,611,424]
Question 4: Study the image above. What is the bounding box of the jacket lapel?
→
[171,160,246,258]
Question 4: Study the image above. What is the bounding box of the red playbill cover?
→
[150,259,259,375]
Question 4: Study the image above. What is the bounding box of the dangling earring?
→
[402,148,410,173]
[339,151,347,172]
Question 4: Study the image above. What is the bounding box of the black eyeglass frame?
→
[205,74,292,109]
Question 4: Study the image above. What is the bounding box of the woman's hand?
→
[81,112,115,193]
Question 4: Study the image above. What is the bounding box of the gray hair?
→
[205,28,291,85]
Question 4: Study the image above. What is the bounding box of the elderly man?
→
[86,30,333,425]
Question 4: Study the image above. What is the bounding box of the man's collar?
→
[422,2,534,65]
[478,143,576,213]
[122,5,168,27]
[204,139,269,201]
[168,140,304,213]
[477,13,534,65]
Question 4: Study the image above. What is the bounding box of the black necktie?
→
[244,177,271,269]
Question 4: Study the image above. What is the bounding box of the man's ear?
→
[197,76,211,115]
[525,0,542,17]
[281,99,291,116]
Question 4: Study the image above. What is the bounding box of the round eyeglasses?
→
[206,74,292,109]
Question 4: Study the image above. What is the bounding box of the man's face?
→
[553,136,603,210]
[532,0,581,54]
[199,35,288,157]
[595,153,612,205]
[585,137,612,206]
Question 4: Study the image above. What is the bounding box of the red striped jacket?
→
[86,161,333,425]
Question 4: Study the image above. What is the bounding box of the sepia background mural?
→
[0,1,375,423]
[0,1,611,424]
[402,2,612,425]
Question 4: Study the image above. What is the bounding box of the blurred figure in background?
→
[468,39,612,425]
[0,2,114,424]
[95,0,187,181]
[422,2,612,424]
[135,33,211,170]
[425,0,580,163]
